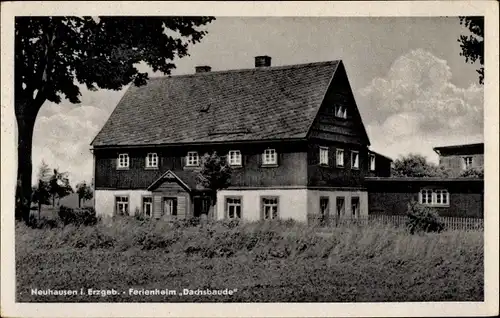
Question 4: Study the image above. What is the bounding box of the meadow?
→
[15,215,483,302]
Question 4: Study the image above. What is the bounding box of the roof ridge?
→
[148,60,340,80]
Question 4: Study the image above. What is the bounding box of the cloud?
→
[358,49,483,163]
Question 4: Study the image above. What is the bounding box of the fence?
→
[307,214,484,231]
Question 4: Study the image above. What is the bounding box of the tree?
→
[197,152,232,218]
[460,167,484,178]
[31,161,51,219]
[76,181,94,208]
[48,169,73,207]
[392,153,452,178]
[458,16,484,84]
[15,16,215,223]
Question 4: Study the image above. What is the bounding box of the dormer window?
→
[262,149,277,166]
[335,105,347,119]
[228,150,242,166]
[145,153,158,169]
[186,151,199,166]
[369,154,376,171]
[351,151,359,169]
[117,153,129,169]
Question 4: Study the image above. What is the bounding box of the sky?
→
[31,17,484,185]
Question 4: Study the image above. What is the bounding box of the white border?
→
[1,1,499,317]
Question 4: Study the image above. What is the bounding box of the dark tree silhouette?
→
[391,154,453,178]
[15,16,215,223]
[76,181,94,208]
[458,16,484,84]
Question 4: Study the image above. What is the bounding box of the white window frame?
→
[369,154,376,171]
[262,148,278,166]
[228,150,242,166]
[117,153,129,169]
[419,189,450,207]
[463,156,473,170]
[336,197,345,217]
[115,196,129,215]
[142,196,153,218]
[320,197,329,216]
[226,197,242,219]
[351,197,360,218]
[336,149,344,167]
[351,151,359,170]
[334,105,347,119]
[261,197,279,220]
[145,152,158,169]
[319,146,329,166]
[186,151,199,167]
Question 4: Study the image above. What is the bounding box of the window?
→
[186,151,199,166]
[369,154,376,171]
[351,151,359,169]
[115,196,129,215]
[142,196,153,218]
[335,105,347,119]
[351,197,360,218]
[320,197,329,217]
[228,150,242,166]
[336,197,345,217]
[145,153,158,168]
[117,153,129,169]
[226,197,242,219]
[463,156,473,169]
[336,149,344,167]
[319,147,329,165]
[262,149,277,166]
[419,189,449,206]
[262,197,279,220]
[163,197,177,216]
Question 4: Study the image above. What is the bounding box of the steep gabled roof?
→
[91,60,340,147]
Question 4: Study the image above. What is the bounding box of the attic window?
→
[335,105,347,119]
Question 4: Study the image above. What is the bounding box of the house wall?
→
[367,180,484,218]
[439,154,484,175]
[307,189,368,218]
[94,189,151,217]
[215,189,309,222]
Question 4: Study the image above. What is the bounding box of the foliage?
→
[58,206,98,226]
[30,161,52,218]
[75,181,94,208]
[16,219,483,302]
[14,16,216,223]
[406,201,444,234]
[197,151,232,205]
[458,17,484,84]
[48,169,73,207]
[460,167,484,178]
[392,153,453,178]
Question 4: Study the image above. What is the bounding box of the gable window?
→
[115,196,129,216]
[142,196,153,218]
[186,151,199,167]
[334,105,347,119]
[117,153,129,169]
[319,147,329,165]
[226,197,242,219]
[369,154,376,171]
[419,189,449,206]
[145,153,158,169]
[320,197,329,217]
[336,197,345,217]
[463,156,473,170]
[228,150,242,166]
[351,151,359,169]
[262,197,279,220]
[351,197,360,218]
[262,148,278,166]
[336,149,344,167]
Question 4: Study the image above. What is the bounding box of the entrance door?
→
[163,197,177,216]
[193,197,211,218]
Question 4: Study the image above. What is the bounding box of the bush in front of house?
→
[58,205,98,226]
[405,201,444,234]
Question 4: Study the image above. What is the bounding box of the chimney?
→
[195,66,212,73]
[254,55,271,68]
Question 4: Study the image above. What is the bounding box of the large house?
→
[90,56,392,222]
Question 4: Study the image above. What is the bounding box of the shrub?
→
[58,205,98,226]
[405,201,444,234]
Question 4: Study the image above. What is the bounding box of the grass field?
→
[15,217,483,302]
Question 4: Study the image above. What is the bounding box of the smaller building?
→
[433,143,484,175]
[366,177,484,218]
